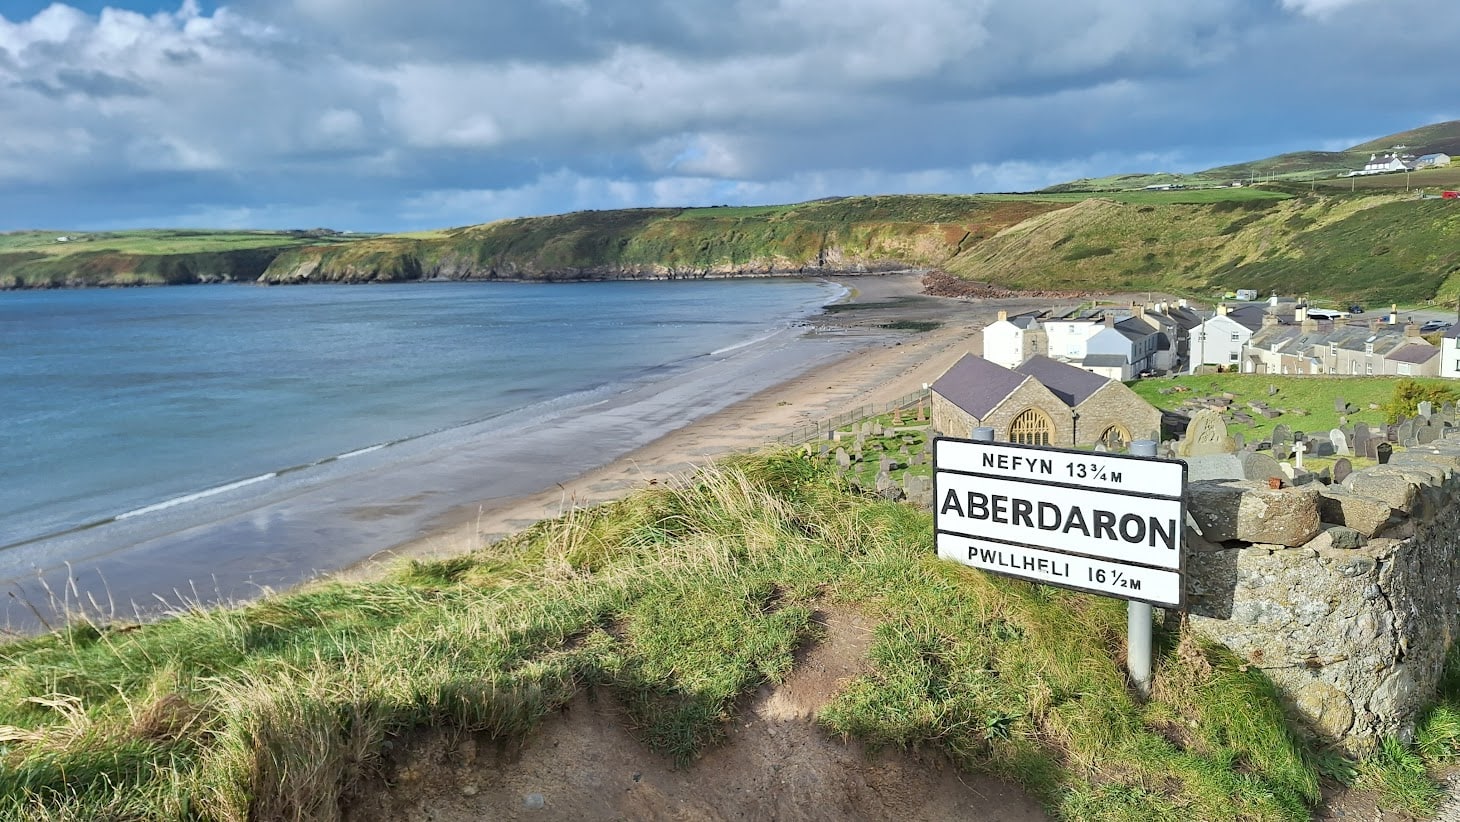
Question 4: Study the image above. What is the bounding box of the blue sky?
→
[0,0,1456,232]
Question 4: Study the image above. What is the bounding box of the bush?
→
[1382,379,1459,423]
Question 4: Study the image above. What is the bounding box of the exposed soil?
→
[344,606,1051,822]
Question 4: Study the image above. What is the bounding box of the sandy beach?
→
[339,273,1066,580]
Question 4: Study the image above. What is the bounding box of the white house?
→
[1361,153,1413,174]
[1043,316,1103,361]
[981,310,1047,369]
[1416,153,1452,168]
[1189,304,1267,372]
[1442,326,1460,380]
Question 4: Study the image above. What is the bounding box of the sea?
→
[0,278,839,559]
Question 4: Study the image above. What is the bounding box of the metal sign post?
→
[935,431,1184,699]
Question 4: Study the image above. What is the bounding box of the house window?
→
[1009,407,1054,446]
[1231,333,1240,342]
[1229,352,1240,362]
[1399,363,1413,375]
[1329,343,1338,357]
[1366,362,1373,375]
[1099,424,1130,451]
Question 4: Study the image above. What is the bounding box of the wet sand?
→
[1,272,1064,632]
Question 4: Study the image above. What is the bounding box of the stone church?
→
[929,354,1162,449]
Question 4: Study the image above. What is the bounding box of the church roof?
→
[929,354,1030,419]
[1015,354,1110,407]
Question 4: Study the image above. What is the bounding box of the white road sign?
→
[933,437,1186,607]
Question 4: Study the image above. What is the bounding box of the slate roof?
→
[929,354,1030,419]
[1015,355,1110,407]
[1081,354,1130,368]
[1114,317,1153,342]
[1387,344,1440,364]
[1225,305,1270,332]
[1444,324,1460,340]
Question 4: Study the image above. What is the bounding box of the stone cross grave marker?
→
[1330,428,1350,456]
[1292,440,1307,470]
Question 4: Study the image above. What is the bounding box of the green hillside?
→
[0,229,364,288]
[939,190,1460,305]
[256,196,1071,284]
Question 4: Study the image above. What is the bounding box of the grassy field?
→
[3,451,1459,819]
[0,229,361,257]
[1313,167,1460,193]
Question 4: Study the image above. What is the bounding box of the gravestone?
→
[1330,428,1350,456]
[1271,424,1292,445]
[916,403,926,422]
[891,408,904,425]
[835,448,851,469]
[872,421,885,437]
[1363,436,1379,461]
[1353,424,1370,456]
[1177,409,1237,457]
[875,470,895,496]
[1272,443,1292,461]
[1293,440,1308,470]
[1241,452,1284,483]
[1092,441,1108,453]
[1418,423,1439,445]
[1233,433,1246,451]
[1377,442,1393,464]
[1267,384,1279,396]
[1332,457,1353,484]
[1418,401,1433,419]
[1397,420,1416,447]
[1386,424,1399,443]
[1310,437,1334,457]
[1334,396,1347,413]
[1177,410,1244,480]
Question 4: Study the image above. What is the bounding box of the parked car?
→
[1419,319,1452,332]
[1348,305,1365,314]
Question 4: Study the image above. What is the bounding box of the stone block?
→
[1186,480,1321,546]
[1305,525,1367,552]
[1318,485,1395,537]
[1343,471,1417,510]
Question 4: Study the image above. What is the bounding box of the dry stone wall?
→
[1185,436,1460,754]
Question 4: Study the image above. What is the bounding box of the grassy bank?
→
[10,452,1455,819]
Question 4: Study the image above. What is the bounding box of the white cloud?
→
[1280,0,1373,18]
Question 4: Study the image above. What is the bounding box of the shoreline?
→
[0,272,1068,633]
[337,273,1069,582]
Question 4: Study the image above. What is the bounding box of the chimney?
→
[1262,312,1280,327]
[1178,298,1188,309]
[1104,314,1115,328]
[1371,318,1384,332]
[1406,323,1421,338]
[997,310,1008,322]
[1295,306,1307,323]
[1217,303,1229,316]
[1302,319,1318,333]
[1390,304,1399,325]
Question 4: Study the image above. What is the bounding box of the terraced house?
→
[1243,312,1440,376]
